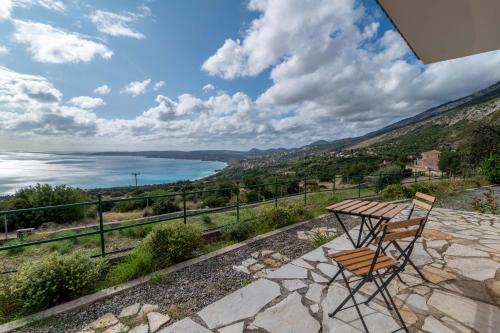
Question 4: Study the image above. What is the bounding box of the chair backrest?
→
[408,192,436,219]
[367,217,427,277]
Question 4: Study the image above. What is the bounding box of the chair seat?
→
[329,248,398,276]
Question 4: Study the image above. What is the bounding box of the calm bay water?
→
[0,152,226,195]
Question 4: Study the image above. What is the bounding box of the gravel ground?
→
[15,213,358,333]
[436,185,499,211]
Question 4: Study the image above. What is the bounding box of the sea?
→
[0,152,226,196]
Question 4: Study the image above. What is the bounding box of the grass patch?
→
[151,272,172,286]
[309,231,336,248]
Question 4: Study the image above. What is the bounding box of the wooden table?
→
[326,199,408,248]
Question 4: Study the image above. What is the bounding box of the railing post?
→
[236,186,240,223]
[358,181,361,198]
[304,175,307,205]
[332,175,336,196]
[3,215,8,240]
[182,190,187,224]
[97,193,105,257]
[414,172,417,183]
[274,177,278,208]
[428,169,431,182]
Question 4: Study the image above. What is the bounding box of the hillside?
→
[91,80,500,178]
[210,81,500,179]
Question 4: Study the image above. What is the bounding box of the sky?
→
[1,0,500,152]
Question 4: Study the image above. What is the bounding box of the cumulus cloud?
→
[202,0,500,143]
[90,9,146,39]
[121,79,151,97]
[67,96,105,109]
[13,20,113,64]
[4,1,500,150]
[0,0,12,20]
[0,66,99,137]
[153,81,165,91]
[202,84,215,93]
[93,84,111,95]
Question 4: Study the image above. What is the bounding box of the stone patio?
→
[80,207,500,333]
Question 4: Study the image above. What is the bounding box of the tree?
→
[466,124,500,167]
[438,150,463,175]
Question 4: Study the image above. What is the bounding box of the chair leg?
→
[365,268,400,305]
[328,264,344,285]
[393,242,428,283]
[329,270,369,333]
[371,274,392,310]
[380,280,410,333]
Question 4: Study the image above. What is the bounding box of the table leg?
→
[356,216,365,247]
[334,212,356,247]
[359,217,385,247]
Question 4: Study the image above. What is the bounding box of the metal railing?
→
[0,169,471,273]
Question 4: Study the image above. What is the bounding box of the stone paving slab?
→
[75,207,500,332]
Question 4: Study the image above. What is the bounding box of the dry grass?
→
[103,210,144,222]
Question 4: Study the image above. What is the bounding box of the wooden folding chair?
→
[327,217,427,333]
[389,192,436,281]
[407,192,436,220]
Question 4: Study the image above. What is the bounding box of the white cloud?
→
[14,0,65,12]
[153,81,165,91]
[202,84,215,92]
[121,79,151,97]
[93,84,111,95]
[67,96,105,109]
[0,45,9,55]
[13,20,113,64]
[201,0,500,144]
[3,1,500,150]
[0,0,12,20]
[90,9,145,39]
[0,66,98,137]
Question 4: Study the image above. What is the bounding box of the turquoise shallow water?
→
[0,152,226,195]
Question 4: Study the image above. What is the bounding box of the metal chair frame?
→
[327,217,428,333]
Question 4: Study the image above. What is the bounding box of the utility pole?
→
[131,172,141,189]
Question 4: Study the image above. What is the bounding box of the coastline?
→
[0,152,229,197]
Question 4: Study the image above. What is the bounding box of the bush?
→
[0,279,21,323]
[112,198,147,213]
[142,223,202,268]
[151,198,178,215]
[479,155,500,184]
[371,166,405,192]
[9,254,107,313]
[222,221,256,241]
[105,247,154,286]
[3,184,88,231]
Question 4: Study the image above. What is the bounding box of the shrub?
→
[105,247,154,286]
[222,221,256,241]
[479,155,500,184]
[9,254,107,313]
[142,223,202,268]
[151,198,178,215]
[112,198,147,213]
[371,166,405,192]
[0,279,21,323]
[3,184,88,231]
[471,190,498,214]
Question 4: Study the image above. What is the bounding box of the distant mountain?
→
[92,80,500,166]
